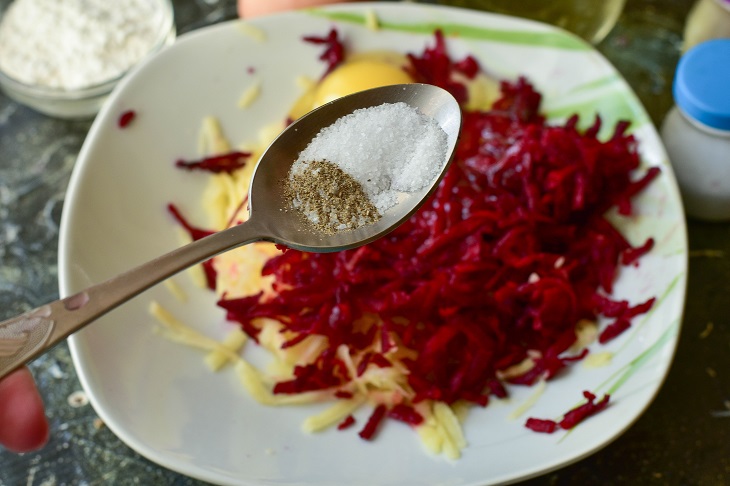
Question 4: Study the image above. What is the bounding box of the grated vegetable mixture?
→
[167,29,659,459]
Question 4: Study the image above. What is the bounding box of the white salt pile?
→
[290,102,448,214]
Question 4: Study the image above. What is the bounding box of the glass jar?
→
[660,39,730,221]
[434,0,626,44]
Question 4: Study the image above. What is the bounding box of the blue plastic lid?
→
[674,39,730,131]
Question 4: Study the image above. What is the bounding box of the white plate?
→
[60,3,688,485]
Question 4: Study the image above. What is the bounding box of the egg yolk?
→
[313,59,413,108]
[288,57,415,120]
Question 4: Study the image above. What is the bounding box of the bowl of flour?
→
[0,0,175,118]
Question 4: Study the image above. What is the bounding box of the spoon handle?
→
[0,218,266,380]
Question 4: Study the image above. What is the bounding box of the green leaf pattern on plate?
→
[308,10,590,50]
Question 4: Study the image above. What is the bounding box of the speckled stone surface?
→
[1,0,728,485]
[0,2,232,485]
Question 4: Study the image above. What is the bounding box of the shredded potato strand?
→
[302,395,367,433]
[205,328,248,371]
[417,401,467,459]
[150,301,238,361]
[150,301,331,407]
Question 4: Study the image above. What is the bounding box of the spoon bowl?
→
[248,83,461,251]
[0,83,461,380]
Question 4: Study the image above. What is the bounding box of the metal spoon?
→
[0,83,461,380]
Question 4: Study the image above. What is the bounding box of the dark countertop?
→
[1,0,727,485]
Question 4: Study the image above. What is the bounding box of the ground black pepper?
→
[288,160,381,234]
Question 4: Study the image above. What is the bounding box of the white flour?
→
[0,0,166,90]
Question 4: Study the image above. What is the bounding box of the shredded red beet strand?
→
[359,404,387,440]
[167,203,214,241]
[526,391,611,433]
[175,151,251,174]
[621,237,655,265]
[118,110,136,128]
[337,415,356,430]
[524,418,558,434]
[387,404,424,426]
[303,28,345,77]
[167,204,217,290]
[406,30,480,105]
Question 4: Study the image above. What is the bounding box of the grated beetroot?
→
[337,415,356,430]
[175,151,251,174]
[167,203,217,290]
[524,417,558,434]
[219,77,658,395]
[526,391,610,433]
[598,296,656,344]
[173,30,659,441]
[387,404,424,426]
[359,404,387,440]
[406,30,481,105]
[303,28,345,77]
[118,110,136,128]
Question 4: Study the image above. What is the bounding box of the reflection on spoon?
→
[0,83,461,380]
